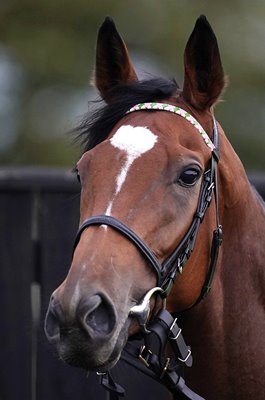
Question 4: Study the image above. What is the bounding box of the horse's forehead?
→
[77,124,159,171]
[109,125,158,158]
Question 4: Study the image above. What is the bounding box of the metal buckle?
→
[177,258,183,274]
[160,357,171,379]
[138,345,152,368]
[169,317,182,340]
[207,182,214,191]
[178,349,191,363]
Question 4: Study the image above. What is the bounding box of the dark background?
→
[0,1,265,399]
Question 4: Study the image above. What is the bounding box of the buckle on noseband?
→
[169,317,182,340]
[138,345,153,367]
[160,357,171,379]
[139,345,171,379]
[178,349,192,364]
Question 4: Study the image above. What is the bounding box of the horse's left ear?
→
[182,15,226,110]
[95,17,138,102]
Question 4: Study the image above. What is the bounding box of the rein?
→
[73,103,222,400]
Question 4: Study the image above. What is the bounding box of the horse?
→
[45,15,265,399]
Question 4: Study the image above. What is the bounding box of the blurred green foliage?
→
[0,0,264,170]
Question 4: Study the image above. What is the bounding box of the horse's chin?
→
[59,346,121,372]
[57,323,129,372]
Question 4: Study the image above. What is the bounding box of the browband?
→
[127,102,215,151]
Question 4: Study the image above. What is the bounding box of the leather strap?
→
[119,309,205,400]
[73,214,163,285]
[100,372,125,399]
[145,310,192,368]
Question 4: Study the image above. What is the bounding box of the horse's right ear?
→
[94,17,138,102]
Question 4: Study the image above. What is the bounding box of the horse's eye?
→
[178,167,201,187]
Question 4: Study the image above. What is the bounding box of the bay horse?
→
[45,15,265,399]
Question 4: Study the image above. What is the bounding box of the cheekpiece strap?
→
[127,102,215,151]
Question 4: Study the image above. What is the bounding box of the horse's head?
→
[45,15,225,372]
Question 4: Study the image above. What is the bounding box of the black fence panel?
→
[0,190,33,400]
[0,167,264,400]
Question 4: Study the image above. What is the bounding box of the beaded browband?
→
[127,102,215,151]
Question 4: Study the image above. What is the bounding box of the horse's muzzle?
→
[44,292,117,346]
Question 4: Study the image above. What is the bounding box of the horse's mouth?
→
[56,322,129,372]
[60,346,121,372]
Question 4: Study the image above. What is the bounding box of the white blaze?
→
[105,125,157,216]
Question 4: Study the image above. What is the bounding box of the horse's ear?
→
[182,15,226,110]
[95,17,138,102]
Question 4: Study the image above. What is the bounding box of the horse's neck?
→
[219,133,265,276]
[182,134,265,399]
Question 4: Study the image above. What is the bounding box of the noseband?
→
[73,103,223,400]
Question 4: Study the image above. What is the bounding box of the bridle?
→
[73,102,223,400]
[74,102,222,302]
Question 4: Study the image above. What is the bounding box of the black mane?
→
[75,77,178,152]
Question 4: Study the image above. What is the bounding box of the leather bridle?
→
[73,109,222,304]
[72,104,223,400]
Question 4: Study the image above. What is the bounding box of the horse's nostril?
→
[44,293,116,344]
[80,294,116,337]
[44,295,61,343]
[85,301,112,334]
[45,309,60,340]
